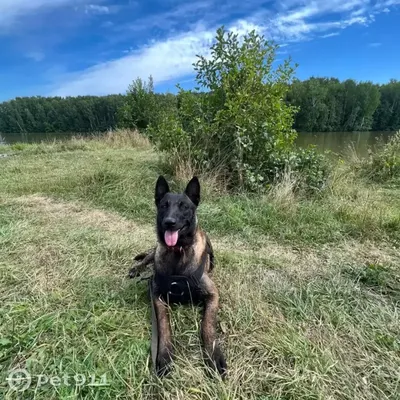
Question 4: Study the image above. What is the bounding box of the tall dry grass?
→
[99,128,151,149]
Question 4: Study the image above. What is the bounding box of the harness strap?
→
[149,279,158,370]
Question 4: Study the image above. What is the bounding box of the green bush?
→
[147,27,328,192]
[360,131,400,183]
[118,76,177,131]
[264,146,329,192]
[118,76,156,130]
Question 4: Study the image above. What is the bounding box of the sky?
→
[0,0,399,101]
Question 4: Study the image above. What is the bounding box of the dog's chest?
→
[153,250,206,304]
[155,248,197,274]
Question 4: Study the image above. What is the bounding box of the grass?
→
[0,131,399,399]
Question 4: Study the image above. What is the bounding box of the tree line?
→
[0,79,399,134]
[0,95,125,134]
[287,78,400,132]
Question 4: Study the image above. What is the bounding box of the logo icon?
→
[6,369,32,392]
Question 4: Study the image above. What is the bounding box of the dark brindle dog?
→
[128,176,227,378]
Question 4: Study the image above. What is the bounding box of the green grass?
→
[0,134,399,399]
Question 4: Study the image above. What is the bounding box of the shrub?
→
[118,77,156,130]
[148,27,327,192]
[118,76,177,131]
[359,131,400,183]
[238,145,329,193]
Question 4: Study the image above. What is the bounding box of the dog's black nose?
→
[164,217,177,228]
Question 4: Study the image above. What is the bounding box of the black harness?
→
[153,251,207,305]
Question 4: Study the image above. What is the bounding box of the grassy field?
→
[0,132,399,399]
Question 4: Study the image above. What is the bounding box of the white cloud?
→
[373,0,400,12]
[0,0,112,29]
[378,0,400,6]
[85,4,109,14]
[269,0,371,42]
[48,0,398,96]
[50,28,216,96]
[321,32,340,38]
[277,0,367,22]
[0,0,76,28]
[268,15,368,43]
[351,8,368,17]
[50,20,269,96]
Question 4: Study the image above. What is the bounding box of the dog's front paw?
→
[156,348,173,377]
[128,266,139,279]
[134,252,147,262]
[206,346,227,379]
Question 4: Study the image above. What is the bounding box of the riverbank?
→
[0,132,399,399]
[1,129,397,159]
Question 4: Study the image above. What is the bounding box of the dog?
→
[128,176,227,378]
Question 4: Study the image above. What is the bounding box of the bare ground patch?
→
[215,234,399,278]
[11,194,154,236]
[1,195,156,295]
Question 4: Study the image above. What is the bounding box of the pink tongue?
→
[164,230,179,247]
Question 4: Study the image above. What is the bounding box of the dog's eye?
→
[161,201,169,209]
[179,201,188,210]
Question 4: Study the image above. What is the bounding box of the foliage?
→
[0,95,125,134]
[118,76,156,130]
[1,79,400,139]
[287,77,381,132]
[359,130,400,182]
[149,27,313,189]
[373,79,400,131]
[257,146,329,193]
[118,76,177,131]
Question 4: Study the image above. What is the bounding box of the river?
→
[0,130,396,158]
[296,131,395,157]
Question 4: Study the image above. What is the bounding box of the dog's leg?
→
[205,234,215,271]
[152,292,173,376]
[128,247,156,278]
[200,274,227,378]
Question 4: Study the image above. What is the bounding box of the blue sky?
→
[0,0,399,101]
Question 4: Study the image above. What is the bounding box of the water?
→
[1,131,79,144]
[0,130,396,158]
[296,131,395,158]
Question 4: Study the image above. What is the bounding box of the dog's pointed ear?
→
[155,176,170,206]
[185,177,200,206]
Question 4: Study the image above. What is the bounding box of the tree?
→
[118,76,156,130]
[287,78,382,132]
[373,80,400,131]
[149,26,299,188]
[0,95,125,136]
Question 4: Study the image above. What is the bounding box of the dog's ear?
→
[184,176,200,206]
[155,176,170,206]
